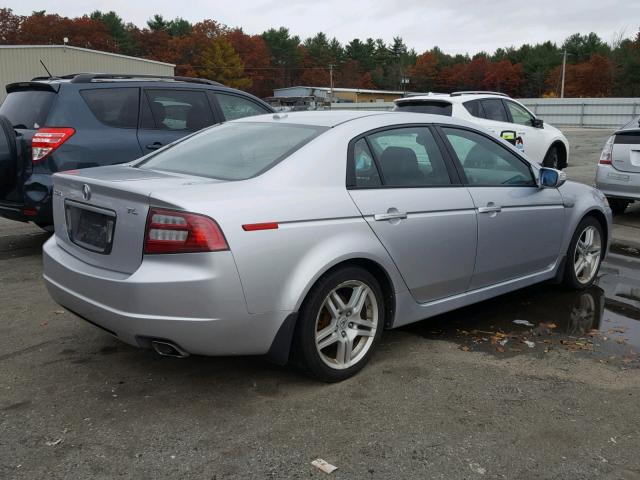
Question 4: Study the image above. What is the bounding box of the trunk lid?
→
[53,165,222,274]
[612,129,640,173]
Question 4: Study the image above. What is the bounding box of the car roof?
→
[233,110,483,129]
[395,92,511,104]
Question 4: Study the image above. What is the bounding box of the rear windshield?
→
[137,122,327,180]
[394,101,452,116]
[0,90,55,129]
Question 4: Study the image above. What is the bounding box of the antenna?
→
[39,59,52,78]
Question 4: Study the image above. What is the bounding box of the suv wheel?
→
[293,266,384,382]
[543,146,560,169]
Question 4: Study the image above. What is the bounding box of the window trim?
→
[212,91,272,121]
[139,87,215,132]
[346,123,462,190]
[434,124,537,188]
[79,86,140,130]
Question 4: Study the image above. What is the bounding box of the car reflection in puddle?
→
[402,252,640,368]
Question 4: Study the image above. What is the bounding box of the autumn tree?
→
[410,51,438,91]
[226,28,271,97]
[0,8,21,44]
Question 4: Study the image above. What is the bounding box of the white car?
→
[394,91,569,169]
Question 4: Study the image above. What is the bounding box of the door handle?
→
[374,212,407,221]
[146,141,163,150]
[477,205,502,213]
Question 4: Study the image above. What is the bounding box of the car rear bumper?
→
[42,237,290,356]
[595,165,640,201]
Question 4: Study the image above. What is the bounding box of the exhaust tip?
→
[151,340,189,358]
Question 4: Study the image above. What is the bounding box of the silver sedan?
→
[43,111,612,382]
[596,116,640,214]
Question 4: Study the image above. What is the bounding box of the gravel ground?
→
[1,128,640,480]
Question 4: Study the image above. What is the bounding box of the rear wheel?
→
[543,146,560,169]
[293,266,384,382]
[0,115,18,196]
[562,217,604,289]
[608,198,629,215]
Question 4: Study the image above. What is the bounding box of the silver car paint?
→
[43,110,612,358]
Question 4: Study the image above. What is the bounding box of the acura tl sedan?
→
[43,111,611,382]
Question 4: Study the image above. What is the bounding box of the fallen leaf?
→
[461,346,471,352]
[54,310,65,315]
[45,438,62,446]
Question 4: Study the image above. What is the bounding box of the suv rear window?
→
[394,101,452,116]
[0,90,55,129]
[80,88,139,128]
[137,122,326,180]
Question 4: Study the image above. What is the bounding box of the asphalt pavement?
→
[1,128,640,479]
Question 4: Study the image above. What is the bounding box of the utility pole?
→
[329,64,335,108]
[560,50,567,98]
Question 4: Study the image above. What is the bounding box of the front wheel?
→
[562,217,604,289]
[543,146,561,169]
[293,266,385,382]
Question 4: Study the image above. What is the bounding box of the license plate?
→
[65,202,116,254]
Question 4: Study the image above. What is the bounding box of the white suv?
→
[394,91,569,169]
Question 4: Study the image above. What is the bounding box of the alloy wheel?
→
[314,280,379,370]
[573,226,602,285]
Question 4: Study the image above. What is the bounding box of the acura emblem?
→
[82,184,91,201]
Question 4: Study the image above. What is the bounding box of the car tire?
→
[543,146,560,170]
[292,266,385,382]
[608,198,629,215]
[562,217,604,290]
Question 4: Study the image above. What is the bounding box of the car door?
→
[137,88,217,154]
[347,125,477,303]
[503,99,547,162]
[439,125,565,290]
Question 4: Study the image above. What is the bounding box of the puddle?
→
[402,252,640,368]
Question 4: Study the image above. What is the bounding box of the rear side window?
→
[142,89,214,131]
[0,90,55,129]
[216,93,270,120]
[480,99,509,122]
[80,88,139,128]
[353,138,382,187]
[394,101,452,116]
[355,127,451,187]
[463,99,484,118]
[138,122,326,180]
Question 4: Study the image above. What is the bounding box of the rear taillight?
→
[144,208,228,254]
[599,135,615,165]
[32,127,75,163]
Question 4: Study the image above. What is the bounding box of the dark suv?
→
[0,73,274,228]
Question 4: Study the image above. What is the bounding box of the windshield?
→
[0,90,55,129]
[137,122,327,180]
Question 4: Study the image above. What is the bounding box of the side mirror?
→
[539,167,566,188]
[532,118,544,128]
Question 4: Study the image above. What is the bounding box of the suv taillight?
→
[32,127,75,163]
[599,135,615,165]
[143,208,228,254]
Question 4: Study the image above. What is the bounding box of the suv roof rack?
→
[450,91,508,97]
[57,73,224,86]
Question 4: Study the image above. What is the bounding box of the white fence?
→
[331,98,640,129]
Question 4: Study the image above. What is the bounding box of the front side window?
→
[216,93,270,121]
[360,127,451,187]
[138,122,326,180]
[442,127,535,186]
[80,88,139,128]
[142,89,214,131]
[505,101,534,126]
[480,99,509,122]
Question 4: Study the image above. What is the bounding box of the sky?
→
[4,0,639,55]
